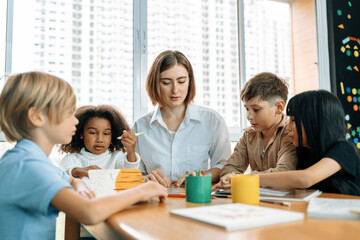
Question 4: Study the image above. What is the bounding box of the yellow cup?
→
[231,174,259,205]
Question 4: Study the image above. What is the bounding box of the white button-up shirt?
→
[133,104,231,182]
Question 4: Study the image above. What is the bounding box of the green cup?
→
[185,175,212,203]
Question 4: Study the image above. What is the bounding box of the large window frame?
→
[1,0,295,143]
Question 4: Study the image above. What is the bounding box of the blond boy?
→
[0,72,166,239]
[218,72,297,186]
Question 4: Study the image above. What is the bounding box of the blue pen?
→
[117,132,145,140]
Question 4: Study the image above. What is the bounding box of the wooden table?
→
[79,193,360,240]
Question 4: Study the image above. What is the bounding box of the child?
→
[216,72,297,187]
[59,105,140,179]
[258,90,360,195]
[0,72,167,239]
[59,105,141,238]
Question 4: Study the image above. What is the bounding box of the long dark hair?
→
[286,90,346,164]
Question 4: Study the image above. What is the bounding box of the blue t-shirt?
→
[0,139,71,239]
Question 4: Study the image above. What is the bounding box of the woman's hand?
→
[144,168,171,188]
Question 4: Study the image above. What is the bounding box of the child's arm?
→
[51,181,167,225]
[259,157,342,188]
[120,130,137,162]
[71,165,101,178]
[70,176,96,199]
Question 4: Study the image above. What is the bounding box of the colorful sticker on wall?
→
[336,1,359,149]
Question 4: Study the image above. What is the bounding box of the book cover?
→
[170,203,304,231]
[307,198,360,219]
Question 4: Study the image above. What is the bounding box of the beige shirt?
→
[220,115,297,176]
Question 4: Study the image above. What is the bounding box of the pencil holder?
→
[231,174,259,205]
[185,175,212,203]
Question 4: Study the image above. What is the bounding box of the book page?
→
[88,169,120,197]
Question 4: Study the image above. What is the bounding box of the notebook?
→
[307,197,360,219]
[213,188,322,201]
[170,203,304,231]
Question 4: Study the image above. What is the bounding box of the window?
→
[243,0,292,86]
[147,0,240,127]
[10,0,134,123]
[0,0,6,80]
[1,0,292,143]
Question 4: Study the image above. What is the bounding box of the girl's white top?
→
[59,147,140,177]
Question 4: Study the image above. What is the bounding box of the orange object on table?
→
[115,169,145,191]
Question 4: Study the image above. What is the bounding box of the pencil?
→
[168,193,186,198]
[117,132,145,140]
[260,199,291,207]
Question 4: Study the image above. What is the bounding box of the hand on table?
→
[211,172,234,190]
[137,181,168,203]
[144,168,171,188]
[71,177,96,199]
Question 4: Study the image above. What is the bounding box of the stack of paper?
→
[214,188,322,202]
[259,188,322,202]
[115,169,145,190]
[307,198,360,219]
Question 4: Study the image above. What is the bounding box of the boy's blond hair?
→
[240,72,288,104]
[0,71,76,142]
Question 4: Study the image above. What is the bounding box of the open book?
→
[307,197,360,219]
[170,203,304,231]
[214,188,322,202]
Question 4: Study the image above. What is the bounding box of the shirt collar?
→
[150,105,163,126]
[149,104,201,127]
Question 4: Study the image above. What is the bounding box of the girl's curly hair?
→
[59,105,130,153]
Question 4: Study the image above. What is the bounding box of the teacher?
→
[133,50,231,187]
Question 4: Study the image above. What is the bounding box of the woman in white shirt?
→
[133,50,231,187]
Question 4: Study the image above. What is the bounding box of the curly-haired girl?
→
[59,105,140,179]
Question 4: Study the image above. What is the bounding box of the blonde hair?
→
[0,71,76,142]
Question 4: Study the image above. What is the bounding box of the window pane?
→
[147,0,241,127]
[11,0,134,122]
[243,0,292,86]
[0,0,6,77]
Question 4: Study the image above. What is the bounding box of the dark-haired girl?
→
[59,105,140,179]
[259,90,360,196]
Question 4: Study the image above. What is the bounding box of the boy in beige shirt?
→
[217,72,297,187]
